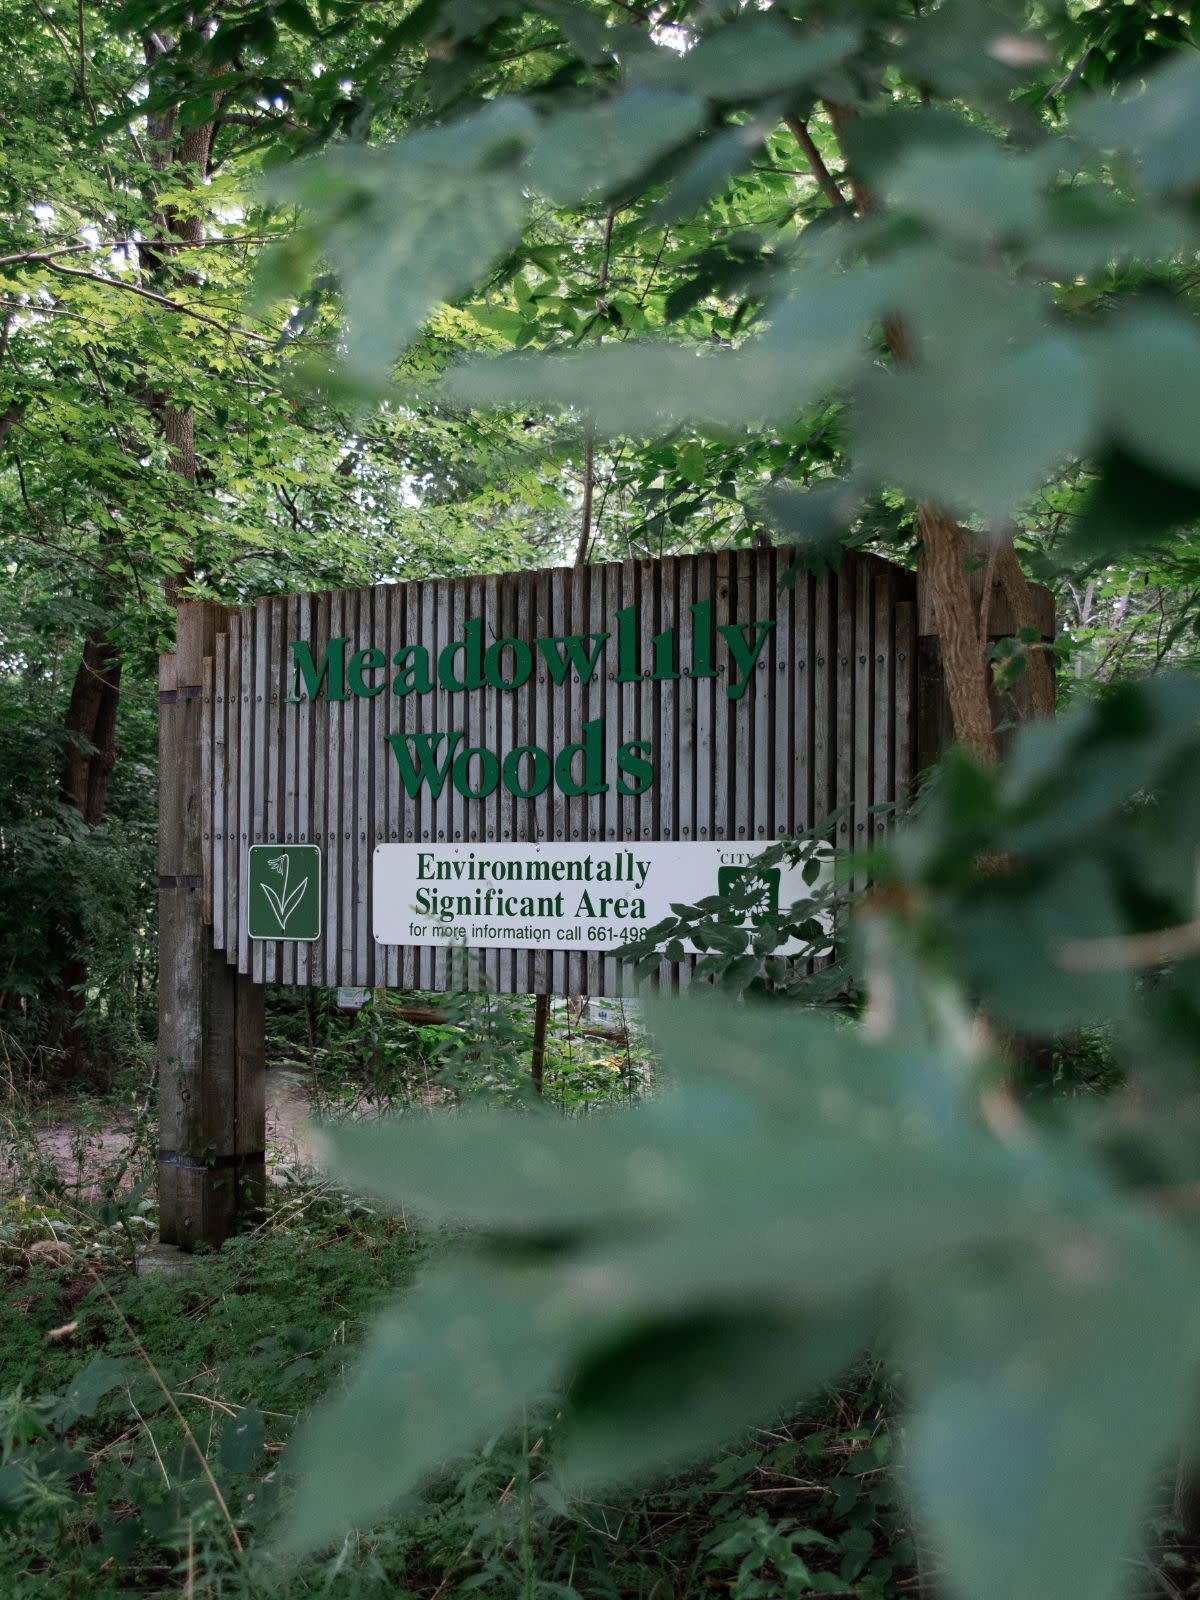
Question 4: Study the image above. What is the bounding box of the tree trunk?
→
[60,625,122,827]
[917,507,998,760]
[145,35,220,604]
[816,103,1054,758]
[49,626,124,1077]
[47,34,219,1075]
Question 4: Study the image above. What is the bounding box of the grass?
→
[0,995,1175,1600]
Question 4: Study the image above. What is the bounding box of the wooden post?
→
[530,991,549,1094]
[159,601,265,1251]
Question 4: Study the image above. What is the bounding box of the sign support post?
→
[158,601,265,1250]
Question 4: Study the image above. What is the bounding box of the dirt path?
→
[2,1068,320,1200]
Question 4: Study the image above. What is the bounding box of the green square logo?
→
[248,844,321,941]
[717,866,781,925]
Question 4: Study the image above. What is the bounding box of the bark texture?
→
[49,32,219,1073]
[816,102,1053,758]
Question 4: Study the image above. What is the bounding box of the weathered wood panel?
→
[202,550,919,995]
[160,602,264,1250]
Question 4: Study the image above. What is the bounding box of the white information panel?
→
[372,841,820,954]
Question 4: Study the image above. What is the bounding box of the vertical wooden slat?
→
[224,613,241,964]
[396,578,417,992]
[279,597,296,987]
[310,590,329,987]
[212,631,227,953]
[638,556,655,852]
[429,577,449,992]
[894,599,916,809]
[548,568,567,996]
[732,549,753,850]
[694,556,714,847]
[772,554,794,837]
[752,550,773,849]
[834,567,855,855]
[353,586,375,986]
[323,589,342,987]
[340,588,358,987]
[872,570,895,851]
[715,552,734,845]
[255,601,272,981]
[853,561,874,869]
[295,592,314,988]
[201,654,214,924]
[512,569,531,992]
[376,582,395,991]
[494,575,515,997]
[617,559,636,846]
[528,568,549,995]
[465,574,484,991]
[236,607,253,977]
[812,573,832,838]
[677,558,695,846]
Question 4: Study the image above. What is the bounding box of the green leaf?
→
[218,1403,266,1473]
[854,337,1093,520]
[1090,311,1200,486]
[952,860,1131,1032]
[270,99,536,379]
[678,441,707,484]
[1073,444,1200,554]
[883,146,1040,241]
[1075,52,1200,194]
[561,1305,868,1485]
[448,264,892,434]
[653,111,778,224]
[632,18,861,104]
[902,1213,1197,1600]
[466,304,526,341]
[761,480,863,561]
[282,1264,588,1550]
[54,1355,135,1430]
[529,89,705,206]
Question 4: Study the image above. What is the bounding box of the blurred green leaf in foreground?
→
[284,682,1200,1600]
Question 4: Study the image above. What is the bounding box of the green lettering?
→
[719,620,776,701]
[385,731,464,799]
[348,646,386,697]
[689,601,716,679]
[501,744,551,798]
[288,637,349,703]
[438,616,485,692]
[452,745,500,799]
[616,604,641,682]
[651,627,679,682]
[483,638,533,690]
[391,645,432,696]
[535,631,610,686]
[553,718,608,797]
[616,739,655,796]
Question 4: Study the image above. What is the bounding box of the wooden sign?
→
[199,548,916,998]
[157,546,924,1249]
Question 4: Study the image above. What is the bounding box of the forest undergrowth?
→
[0,996,1184,1600]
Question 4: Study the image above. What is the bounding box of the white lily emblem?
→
[261,852,310,933]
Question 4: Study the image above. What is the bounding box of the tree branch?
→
[785,116,847,209]
[575,206,616,569]
[40,260,272,342]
